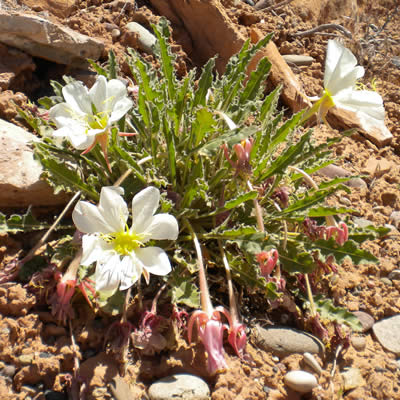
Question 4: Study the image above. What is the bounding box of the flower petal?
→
[97,186,128,232]
[119,255,142,290]
[136,247,172,276]
[109,97,134,124]
[73,201,115,234]
[62,80,92,115]
[80,235,113,266]
[89,75,108,114]
[333,89,385,120]
[324,40,364,94]
[94,252,122,297]
[131,187,160,233]
[143,214,179,241]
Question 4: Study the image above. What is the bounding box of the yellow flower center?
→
[112,230,146,255]
[87,113,109,130]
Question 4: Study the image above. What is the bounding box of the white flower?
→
[49,75,133,150]
[310,40,385,123]
[72,186,179,298]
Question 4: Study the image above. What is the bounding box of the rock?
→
[353,218,374,229]
[390,211,400,229]
[0,119,69,208]
[18,354,34,365]
[381,192,397,207]
[125,22,157,55]
[353,311,374,333]
[318,164,367,189]
[0,11,104,66]
[148,374,210,400]
[18,0,78,18]
[282,54,315,66]
[362,157,396,177]
[328,107,392,148]
[110,376,137,400]
[340,368,365,391]
[252,325,324,357]
[373,315,400,355]
[1,363,16,378]
[351,336,366,351]
[303,352,322,375]
[380,277,392,286]
[111,28,121,41]
[388,269,400,281]
[283,370,318,394]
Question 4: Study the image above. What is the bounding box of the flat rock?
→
[18,0,78,18]
[353,311,375,332]
[0,119,69,207]
[362,157,396,177]
[373,315,400,355]
[283,54,315,66]
[148,374,210,400]
[252,325,324,357]
[341,368,365,390]
[318,164,367,189]
[0,11,104,66]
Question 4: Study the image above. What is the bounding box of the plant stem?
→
[304,273,316,317]
[247,180,264,233]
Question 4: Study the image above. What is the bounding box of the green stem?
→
[304,273,316,318]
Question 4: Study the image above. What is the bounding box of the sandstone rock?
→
[373,315,400,355]
[18,0,78,18]
[252,325,324,356]
[148,374,210,400]
[0,119,69,208]
[125,22,157,54]
[0,11,104,66]
[362,157,396,177]
[284,370,318,394]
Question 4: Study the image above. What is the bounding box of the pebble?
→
[111,28,121,41]
[351,336,366,351]
[318,165,367,189]
[390,211,400,229]
[353,217,373,228]
[353,311,374,333]
[372,314,400,355]
[1,363,16,378]
[282,54,315,66]
[252,325,324,357]
[18,354,33,365]
[388,269,400,280]
[340,368,365,390]
[125,22,157,55]
[283,370,318,393]
[303,352,322,375]
[380,277,392,286]
[148,374,210,400]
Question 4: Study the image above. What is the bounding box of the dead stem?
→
[247,180,265,233]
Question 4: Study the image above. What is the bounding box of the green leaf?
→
[224,191,258,209]
[314,295,363,332]
[307,206,354,217]
[0,208,48,233]
[170,280,200,308]
[193,57,216,108]
[279,240,316,274]
[312,238,378,265]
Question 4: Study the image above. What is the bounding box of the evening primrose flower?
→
[72,186,179,298]
[49,75,133,169]
[303,40,385,124]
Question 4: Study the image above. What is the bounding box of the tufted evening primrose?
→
[72,186,179,298]
[49,75,134,170]
[302,40,385,125]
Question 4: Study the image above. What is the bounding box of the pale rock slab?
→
[0,11,104,66]
[0,119,68,207]
[372,315,400,355]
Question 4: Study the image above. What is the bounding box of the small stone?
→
[362,157,395,177]
[284,370,318,394]
[318,164,367,189]
[148,374,210,400]
[282,54,315,66]
[18,354,33,365]
[353,218,374,228]
[389,211,400,229]
[380,277,393,286]
[351,336,366,351]
[303,352,322,375]
[111,29,121,41]
[1,364,16,378]
[373,315,400,355]
[252,325,324,356]
[341,368,365,390]
[388,269,400,280]
[340,196,351,206]
[353,311,374,333]
[125,22,157,55]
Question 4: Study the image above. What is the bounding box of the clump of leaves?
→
[16,18,384,338]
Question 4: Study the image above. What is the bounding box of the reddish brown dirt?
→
[0,0,400,399]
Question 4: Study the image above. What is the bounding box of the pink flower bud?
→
[256,249,279,278]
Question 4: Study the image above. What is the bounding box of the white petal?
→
[68,130,96,150]
[136,247,172,276]
[119,255,142,290]
[94,252,122,297]
[131,187,160,233]
[49,103,84,126]
[109,97,134,124]
[324,40,364,95]
[62,80,92,115]
[143,214,179,241]
[80,235,113,266]
[98,186,128,232]
[89,75,108,113]
[105,79,130,111]
[334,89,385,120]
[73,200,115,234]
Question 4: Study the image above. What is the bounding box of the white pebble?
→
[284,370,318,393]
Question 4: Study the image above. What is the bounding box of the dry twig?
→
[292,23,353,39]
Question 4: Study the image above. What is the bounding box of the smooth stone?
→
[252,325,324,357]
[351,336,366,351]
[18,354,33,365]
[148,374,210,400]
[0,12,104,65]
[353,311,374,333]
[1,363,16,378]
[303,352,322,375]
[373,315,400,355]
[125,22,157,55]
[284,370,318,394]
[340,368,365,390]
[388,269,400,280]
[318,164,367,189]
[390,211,400,229]
[282,54,315,66]
[380,277,392,286]
[0,119,69,207]
[353,217,374,229]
